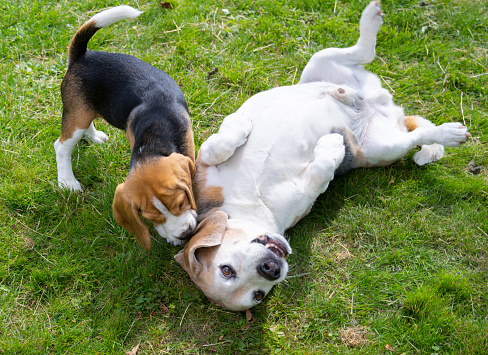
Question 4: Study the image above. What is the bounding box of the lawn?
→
[1,0,487,353]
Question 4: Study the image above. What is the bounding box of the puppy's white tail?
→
[67,5,143,67]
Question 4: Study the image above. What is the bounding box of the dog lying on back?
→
[55,6,197,249]
[175,1,470,311]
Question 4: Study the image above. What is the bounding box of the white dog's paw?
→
[315,133,346,170]
[200,134,244,166]
[58,177,82,192]
[360,1,383,35]
[435,122,471,147]
[413,143,445,166]
[85,129,109,145]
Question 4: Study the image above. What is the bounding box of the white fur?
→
[90,5,143,28]
[54,124,108,191]
[152,197,197,245]
[85,122,109,144]
[55,128,87,191]
[191,1,470,311]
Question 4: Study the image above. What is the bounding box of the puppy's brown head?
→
[175,211,292,311]
[113,153,197,250]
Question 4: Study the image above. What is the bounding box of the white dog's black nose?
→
[257,260,281,280]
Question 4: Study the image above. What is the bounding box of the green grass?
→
[1,0,487,353]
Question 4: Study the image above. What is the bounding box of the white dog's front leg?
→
[199,111,252,166]
[305,133,346,196]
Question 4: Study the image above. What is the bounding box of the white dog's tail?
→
[67,5,143,68]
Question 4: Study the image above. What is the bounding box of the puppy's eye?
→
[254,290,265,302]
[220,265,234,278]
[179,202,184,210]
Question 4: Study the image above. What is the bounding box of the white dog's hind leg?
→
[84,122,108,144]
[362,121,469,166]
[54,128,87,191]
[199,111,252,166]
[305,133,346,196]
[299,1,383,83]
[404,116,445,165]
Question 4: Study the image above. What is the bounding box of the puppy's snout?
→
[257,260,281,281]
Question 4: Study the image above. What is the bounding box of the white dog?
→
[175,1,470,311]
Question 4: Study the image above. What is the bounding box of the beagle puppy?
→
[54,6,197,249]
[175,1,470,311]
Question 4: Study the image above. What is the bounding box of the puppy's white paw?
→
[58,178,82,192]
[435,122,470,147]
[413,143,444,166]
[85,129,109,145]
[360,1,383,35]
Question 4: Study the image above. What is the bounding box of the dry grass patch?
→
[340,325,371,348]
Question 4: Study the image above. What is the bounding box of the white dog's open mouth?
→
[252,234,291,259]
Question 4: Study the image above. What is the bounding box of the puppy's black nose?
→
[257,260,281,281]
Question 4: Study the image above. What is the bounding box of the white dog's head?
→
[175,211,292,311]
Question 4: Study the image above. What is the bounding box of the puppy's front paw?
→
[58,178,82,192]
[85,130,109,145]
[360,1,383,35]
[436,122,471,147]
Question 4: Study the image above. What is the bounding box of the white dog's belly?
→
[204,83,356,231]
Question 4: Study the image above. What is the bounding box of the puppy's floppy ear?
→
[175,211,227,276]
[113,183,152,251]
[180,155,197,211]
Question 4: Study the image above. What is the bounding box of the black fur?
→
[62,50,191,168]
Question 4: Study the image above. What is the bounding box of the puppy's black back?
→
[63,51,187,130]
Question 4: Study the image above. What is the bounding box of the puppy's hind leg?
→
[304,133,346,197]
[299,1,383,83]
[55,105,97,191]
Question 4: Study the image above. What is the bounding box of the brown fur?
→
[404,115,419,132]
[113,153,196,250]
[59,72,99,143]
[192,156,225,222]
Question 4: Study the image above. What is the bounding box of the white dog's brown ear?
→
[113,183,152,251]
[174,211,227,275]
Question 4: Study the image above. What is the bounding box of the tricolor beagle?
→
[175,1,470,311]
[54,6,197,249]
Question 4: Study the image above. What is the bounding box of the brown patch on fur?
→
[182,110,196,161]
[112,153,196,250]
[193,155,225,221]
[125,127,135,150]
[59,73,98,142]
[404,115,419,132]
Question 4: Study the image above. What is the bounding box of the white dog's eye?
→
[220,265,234,278]
[254,290,265,302]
